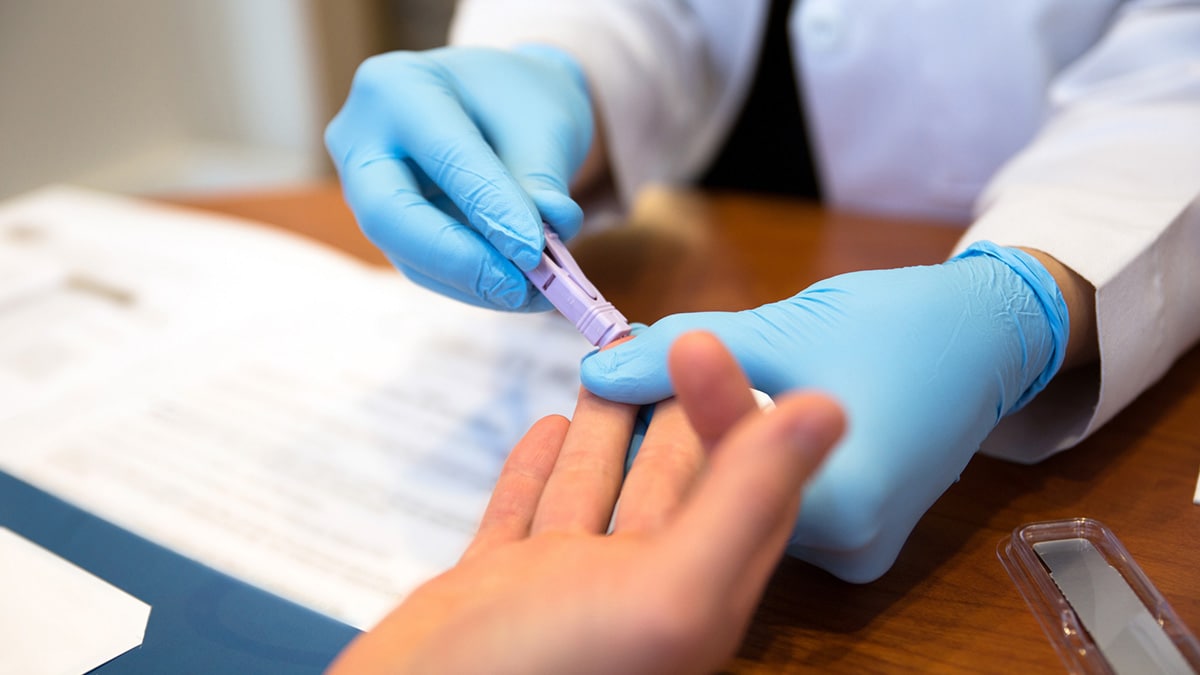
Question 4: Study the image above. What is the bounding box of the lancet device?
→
[524,225,631,348]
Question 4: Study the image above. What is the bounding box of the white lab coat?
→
[450,0,1200,463]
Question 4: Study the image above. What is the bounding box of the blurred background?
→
[0,0,456,201]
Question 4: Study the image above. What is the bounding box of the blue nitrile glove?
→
[325,45,594,311]
[582,241,1069,582]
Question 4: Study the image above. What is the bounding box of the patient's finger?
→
[462,415,569,560]
[530,387,637,535]
[670,392,844,595]
[613,331,764,534]
[610,398,703,533]
[670,332,760,452]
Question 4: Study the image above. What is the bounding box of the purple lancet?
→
[524,225,632,348]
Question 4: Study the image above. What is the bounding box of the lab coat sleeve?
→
[953,1,1200,463]
[448,0,765,207]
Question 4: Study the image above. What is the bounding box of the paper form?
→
[0,187,591,630]
[0,527,151,675]
[0,186,375,426]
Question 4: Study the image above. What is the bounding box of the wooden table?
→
[173,183,1200,674]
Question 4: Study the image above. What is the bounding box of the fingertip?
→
[771,392,847,465]
[579,351,672,405]
[579,336,638,375]
[600,334,636,351]
[531,189,584,241]
[475,210,543,272]
[529,413,571,438]
[395,258,539,312]
[483,267,536,309]
[508,412,572,475]
[578,349,614,385]
[666,331,742,394]
[511,240,544,272]
[667,331,727,369]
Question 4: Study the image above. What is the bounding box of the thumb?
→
[581,309,791,403]
[581,312,742,403]
[580,322,677,404]
[492,107,588,241]
[493,45,593,242]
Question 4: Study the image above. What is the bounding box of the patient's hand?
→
[327,331,844,675]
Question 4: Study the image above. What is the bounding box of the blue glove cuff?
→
[952,241,1070,414]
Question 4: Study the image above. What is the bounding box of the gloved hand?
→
[581,242,1069,582]
[325,45,594,311]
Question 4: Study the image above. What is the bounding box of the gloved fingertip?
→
[578,347,610,372]
[532,190,584,241]
[579,358,671,405]
[512,243,543,272]
[579,361,616,396]
[481,214,544,272]
[481,269,533,310]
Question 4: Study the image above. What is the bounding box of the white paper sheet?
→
[0,187,591,629]
[0,186,372,426]
[0,527,151,675]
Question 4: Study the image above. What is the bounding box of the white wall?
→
[0,1,335,200]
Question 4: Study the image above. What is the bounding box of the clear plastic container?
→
[998,518,1200,674]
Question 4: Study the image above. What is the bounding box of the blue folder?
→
[0,471,360,674]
